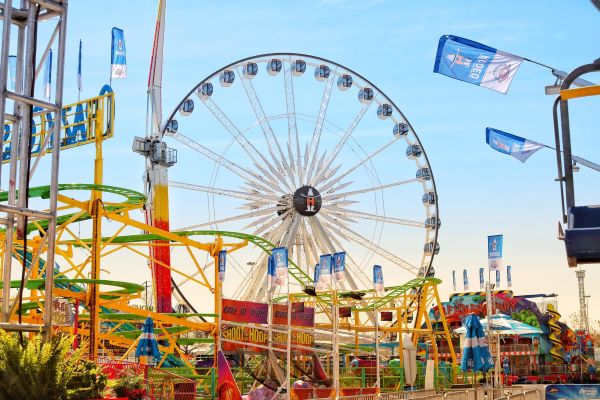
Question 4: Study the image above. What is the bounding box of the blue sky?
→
[44,1,600,325]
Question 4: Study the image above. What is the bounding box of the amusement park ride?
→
[0,0,457,396]
[0,0,596,398]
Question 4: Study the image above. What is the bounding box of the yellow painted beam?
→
[560,85,600,100]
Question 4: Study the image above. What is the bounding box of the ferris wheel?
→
[161,53,440,302]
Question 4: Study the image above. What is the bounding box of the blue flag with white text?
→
[373,265,384,294]
[463,269,469,291]
[271,247,288,286]
[479,267,484,290]
[317,254,332,291]
[218,250,226,282]
[507,265,512,288]
[488,235,503,271]
[495,270,501,288]
[111,27,127,79]
[78,39,83,92]
[333,252,346,282]
[452,270,456,292]
[486,127,544,162]
[434,35,523,94]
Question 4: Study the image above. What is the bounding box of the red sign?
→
[222,299,268,324]
[272,304,315,327]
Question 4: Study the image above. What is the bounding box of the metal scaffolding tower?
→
[575,269,589,332]
[0,0,67,337]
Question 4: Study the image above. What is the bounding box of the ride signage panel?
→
[51,298,74,326]
[272,304,315,327]
[221,326,314,352]
[221,299,268,324]
[546,385,600,400]
[2,91,114,163]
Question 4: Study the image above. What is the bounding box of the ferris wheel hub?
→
[293,185,322,217]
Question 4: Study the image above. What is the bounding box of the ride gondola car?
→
[267,58,282,75]
[178,99,194,116]
[424,241,440,255]
[358,87,374,103]
[416,167,431,181]
[291,59,306,76]
[243,62,258,78]
[314,64,330,81]
[337,74,352,90]
[406,144,422,159]
[219,70,235,87]
[197,82,213,100]
[377,104,392,119]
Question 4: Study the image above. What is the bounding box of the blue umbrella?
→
[135,317,160,360]
[460,314,494,372]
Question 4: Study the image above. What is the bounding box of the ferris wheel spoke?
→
[284,60,302,187]
[320,136,400,193]
[320,206,425,228]
[305,69,336,184]
[169,180,282,203]
[323,178,419,201]
[247,209,292,235]
[235,66,296,188]
[173,206,283,232]
[166,130,280,194]
[321,224,372,288]
[321,217,420,275]
[202,97,293,192]
[310,217,366,291]
[299,219,319,272]
[312,98,375,186]
[280,215,301,251]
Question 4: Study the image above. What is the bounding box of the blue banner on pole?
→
[488,235,503,271]
[433,35,523,94]
[373,265,384,293]
[77,39,83,92]
[452,270,456,292]
[317,254,332,291]
[479,267,485,290]
[111,27,127,79]
[333,252,346,282]
[486,127,544,162]
[218,250,226,282]
[463,269,469,291]
[271,247,288,286]
[507,265,512,288]
[496,270,501,288]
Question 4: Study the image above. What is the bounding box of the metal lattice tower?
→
[575,269,589,332]
[0,0,67,336]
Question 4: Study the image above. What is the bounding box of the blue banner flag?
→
[486,127,545,163]
[43,49,52,100]
[8,55,16,90]
[271,247,288,286]
[463,269,469,291]
[111,27,127,79]
[488,235,503,271]
[452,270,456,292]
[333,252,346,282]
[479,267,484,290]
[373,265,384,294]
[433,35,523,94]
[496,270,501,288]
[77,39,83,92]
[218,250,226,282]
[317,254,332,291]
[507,265,512,288]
